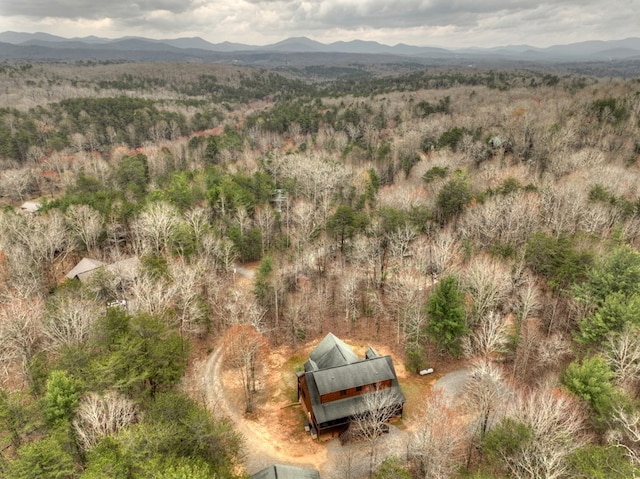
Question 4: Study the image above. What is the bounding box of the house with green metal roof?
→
[297,333,405,440]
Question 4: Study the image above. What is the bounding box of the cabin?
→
[65,257,140,284]
[251,464,320,479]
[297,333,405,440]
[65,257,106,282]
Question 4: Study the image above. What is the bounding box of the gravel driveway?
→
[432,368,471,407]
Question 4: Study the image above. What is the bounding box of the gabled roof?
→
[305,332,359,371]
[313,356,396,396]
[251,464,320,479]
[305,355,405,426]
[65,257,105,281]
[65,257,140,284]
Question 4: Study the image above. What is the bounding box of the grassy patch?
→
[399,376,435,421]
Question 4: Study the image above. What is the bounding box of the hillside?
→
[1,61,640,478]
[2,32,640,76]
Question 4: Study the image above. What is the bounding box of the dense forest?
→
[1,58,640,478]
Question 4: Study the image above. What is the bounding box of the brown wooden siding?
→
[319,379,392,404]
[298,375,313,416]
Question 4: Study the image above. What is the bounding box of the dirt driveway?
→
[186,338,471,478]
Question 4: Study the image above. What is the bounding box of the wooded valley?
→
[1,59,640,478]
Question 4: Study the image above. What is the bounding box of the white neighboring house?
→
[19,201,42,214]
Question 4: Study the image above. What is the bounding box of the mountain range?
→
[1,31,640,65]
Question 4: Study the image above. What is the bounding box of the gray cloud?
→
[0,0,639,48]
[0,0,195,20]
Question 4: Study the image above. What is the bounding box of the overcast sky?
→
[1,0,639,48]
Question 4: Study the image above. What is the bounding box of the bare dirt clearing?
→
[184,335,470,478]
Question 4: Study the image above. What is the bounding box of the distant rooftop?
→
[251,464,320,479]
[19,201,41,213]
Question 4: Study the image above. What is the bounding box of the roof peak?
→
[306,333,359,371]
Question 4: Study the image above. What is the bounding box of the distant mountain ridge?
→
[1,31,640,65]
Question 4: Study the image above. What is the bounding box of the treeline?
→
[0,97,218,162]
[0,63,595,165]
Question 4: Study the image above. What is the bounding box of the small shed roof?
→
[251,464,320,479]
[65,258,105,281]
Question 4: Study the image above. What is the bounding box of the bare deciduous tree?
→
[0,168,37,201]
[605,324,640,393]
[464,360,509,450]
[458,191,540,249]
[132,201,180,255]
[515,275,542,323]
[42,297,101,350]
[341,272,359,327]
[387,224,419,267]
[65,204,103,253]
[72,391,138,450]
[413,230,459,281]
[0,243,45,298]
[409,391,467,479]
[497,388,586,479]
[512,318,541,382]
[347,388,405,478]
[0,210,73,292]
[462,256,512,326]
[201,235,237,274]
[536,333,573,374]
[462,311,510,360]
[169,262,208,337]
[129,262,207,336]
[332,447,366,479]
[352,235,382,287]
[273,152,351,221]
[184,206,211,252]
[291,199,318,253]
[384,272,426,344]
[224,324,266,413]
[539,183,589,238]
[607,405,640,467]
[0,297,44,384]
[255,205,276,255]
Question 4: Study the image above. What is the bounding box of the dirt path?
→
[202,343,328,474]
[197,342,416,478]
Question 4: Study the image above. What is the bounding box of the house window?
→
[340,389,347,396]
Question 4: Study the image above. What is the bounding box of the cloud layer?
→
[1,0,639,48]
